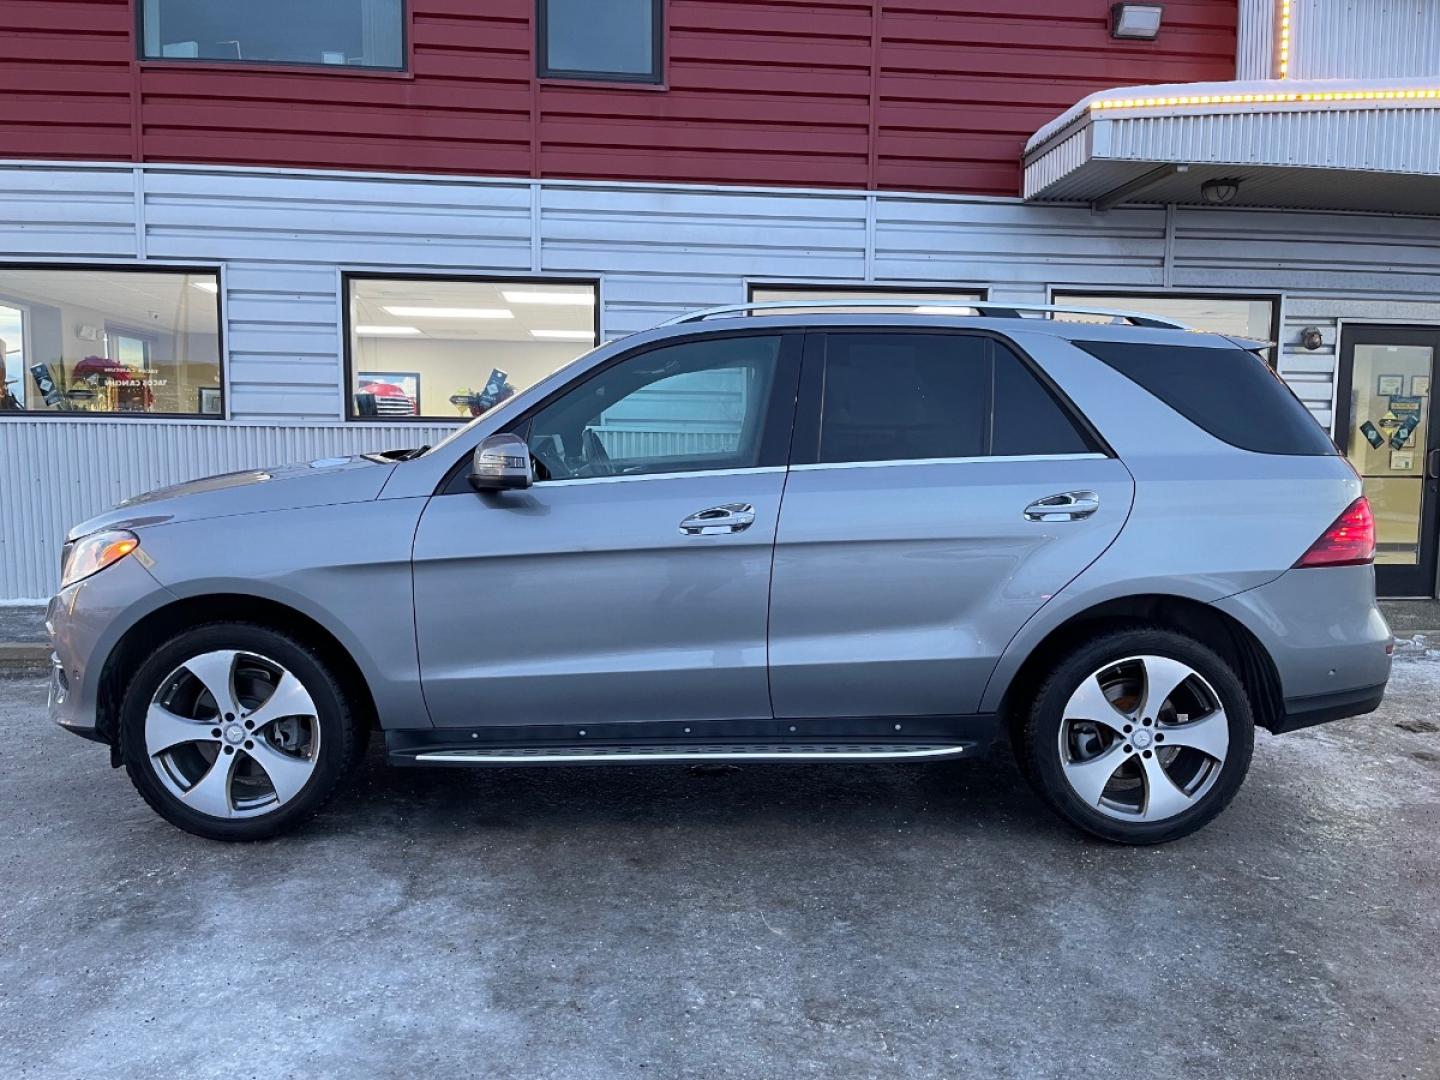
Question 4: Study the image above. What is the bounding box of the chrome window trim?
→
[790,453,1108,472]
[539,465,787,488]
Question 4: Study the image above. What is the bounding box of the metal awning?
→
[1023,78,1440,213]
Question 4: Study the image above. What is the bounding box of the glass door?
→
[1337,326,1440,597]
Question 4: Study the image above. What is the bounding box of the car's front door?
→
[412,330,801,728]
[768,329,1135,719]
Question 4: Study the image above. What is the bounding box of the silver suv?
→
[47,303,1393,844]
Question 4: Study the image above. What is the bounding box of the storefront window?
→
[140,0,404,70]
[0,267,223,417]
[1051,292,1276,348]
[346,277,599,420]
[750,285,985,314]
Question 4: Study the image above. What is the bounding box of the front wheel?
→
[119,623,357,841]
[1016,627,1255,845]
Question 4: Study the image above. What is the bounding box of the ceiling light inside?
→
[530,329,596,340]
[191,281,219,294]
[1110,3,1163,40]
[381,306,514,319]
[502,290,595,306]
[355,325,422,336]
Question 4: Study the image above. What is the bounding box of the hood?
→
[66,455,396,541]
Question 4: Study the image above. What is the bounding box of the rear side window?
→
[1076,341,1338,456]
[816,332,1096,464]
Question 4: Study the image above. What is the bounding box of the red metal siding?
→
[2,0,1237,195]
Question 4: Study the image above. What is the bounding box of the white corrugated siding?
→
[2,161,1440,596]
[1291,0,1440,80]
[0,421,458,599]
[1235,0,1277,80]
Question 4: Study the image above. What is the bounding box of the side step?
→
[402,742,973,766]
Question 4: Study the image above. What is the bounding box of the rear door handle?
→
[1024,490,1100,522]
[679,503,756,535]
[1428,449,1440,480]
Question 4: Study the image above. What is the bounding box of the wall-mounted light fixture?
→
[1110,3,1164,40]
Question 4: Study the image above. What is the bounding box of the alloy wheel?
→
[144,650,322,820]
[1057,654,1229,822]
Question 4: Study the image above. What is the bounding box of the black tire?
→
[119,622,357,841]
[1015,625,1255,845]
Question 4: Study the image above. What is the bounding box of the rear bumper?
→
[1276,682,1387,734]
[1213,564,1392,733]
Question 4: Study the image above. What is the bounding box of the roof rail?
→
[657,300,1191,330]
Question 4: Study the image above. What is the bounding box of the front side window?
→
[347,278,598,420]
[0,267,222,417]
[526,335,783,481]
[538,0,662,83]
[140,0,405,70]
[815,332,1094,465]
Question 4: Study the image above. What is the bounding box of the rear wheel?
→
[119,623,356,841]
[1016,626,1255,844]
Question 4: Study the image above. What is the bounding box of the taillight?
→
[1294,497,1375,568]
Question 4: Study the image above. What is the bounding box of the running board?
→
[401,742,974,766]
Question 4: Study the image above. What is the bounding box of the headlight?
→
[61,530,140,589]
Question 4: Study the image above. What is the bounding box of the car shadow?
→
[326,738,1063,842]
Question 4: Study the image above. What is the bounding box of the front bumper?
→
[47,554,175,746]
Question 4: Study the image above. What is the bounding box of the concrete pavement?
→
[1,658,1438,1079]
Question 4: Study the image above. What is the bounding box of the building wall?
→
[5,159,1440,598]
[4,0,1238,195]
[1288,0,1440,80]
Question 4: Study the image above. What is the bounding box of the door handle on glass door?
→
[1024,491,1101,522]
[679,503,756,535]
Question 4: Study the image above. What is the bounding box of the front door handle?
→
[1024,490,1100,522]
[679,503,756,535]
[1428,449,1440,480]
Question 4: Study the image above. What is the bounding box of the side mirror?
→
[469,433,533,492]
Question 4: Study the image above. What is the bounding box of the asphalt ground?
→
[1,657,1437,1079]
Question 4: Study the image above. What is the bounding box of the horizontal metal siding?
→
[6,162,1440,596]
[0,421,459,599]
[0,0,1238,196]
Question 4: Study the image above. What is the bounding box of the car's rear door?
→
[768,328,1134,719]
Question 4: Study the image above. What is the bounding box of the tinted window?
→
[540,0,661,82]
[1077,340,1338,456]
[527,336,782,480]
[991,343,1095,456]
[141,0,404,69]
[817,333,1094,464]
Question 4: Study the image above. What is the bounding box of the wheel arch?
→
[992,593,1286,735]
[95,593,381,759]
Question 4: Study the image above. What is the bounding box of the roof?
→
[1023,77,1440,213]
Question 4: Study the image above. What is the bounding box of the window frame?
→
[1047,287,1283,367]
[439,327,804,494]
[0,262,226,422]
[342,271,602,423]
[135,0,411,75]
[536,0,665,85]
[789,327,1110,468]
